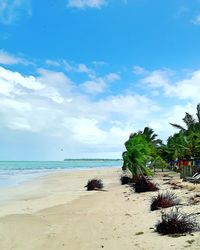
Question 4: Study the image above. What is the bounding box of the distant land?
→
[64,159,122,161]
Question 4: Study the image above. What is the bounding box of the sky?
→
[1,0,200,160]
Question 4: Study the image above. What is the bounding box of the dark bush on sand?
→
[133,176,158,193]
[151,192,180,211]
[120,175,132,185]
[156,208,199,235]
[85,179,104,191]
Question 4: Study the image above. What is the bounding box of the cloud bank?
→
[67,0,107,9]
[1,52,200,159]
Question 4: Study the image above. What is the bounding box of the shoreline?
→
[0,164,122,189]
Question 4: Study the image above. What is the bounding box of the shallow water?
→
[0,160,122,188]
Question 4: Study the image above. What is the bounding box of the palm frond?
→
[183,112,196,129]
[170,123,186,131]
[196,103,200,123]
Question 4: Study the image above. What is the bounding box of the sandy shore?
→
[0,168,200,250]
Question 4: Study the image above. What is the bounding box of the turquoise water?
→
[0,160,122,188]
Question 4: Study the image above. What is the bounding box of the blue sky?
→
[1,0,200,160]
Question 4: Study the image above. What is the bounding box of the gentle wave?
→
[0,160,122,170]
[0,160,122,188]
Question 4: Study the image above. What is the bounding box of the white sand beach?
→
[0,168,200,250]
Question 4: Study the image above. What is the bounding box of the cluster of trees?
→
[122,103,200,179]
[161,104,200,161]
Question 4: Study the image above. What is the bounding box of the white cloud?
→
[0,66,44,99]
[141,69,170,88]
[92,60,107,66]
[0,50,30,65]
[82,73,120,93]
[192,15,200,25]
[0,0,32,25]
[174,6,189,19]
[67,0,107,9]
[0,65,161,158]
[96,94,160,118]
[37,68,75,103]
[45,59,96,78]
[0,66,74,133]
[63,60,74,72]
[77,63,95,77]
[133,65,148,75]
[105,73,120,81]
[82,79,105,93]
[168,70,200,100]
[147,102,196,142]
[77,64,91,73]
[2,63,200,159]
[38,68,73,89]
[138,67,200,141]
[142,68,200,102]
[45,60,61,67]
[64,117,107,144]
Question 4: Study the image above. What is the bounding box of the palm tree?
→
[196,103,200,122]
[138,126,162,147]
[168,103,200,159]
[122,134,153,180]
[166,133,188,159]
[170,103,200,132]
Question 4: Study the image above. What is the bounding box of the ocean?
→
[0,160,122,188]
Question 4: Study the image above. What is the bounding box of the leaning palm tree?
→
[122,134,153,180]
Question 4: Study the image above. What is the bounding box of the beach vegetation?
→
[122,132,155,180]
[85,179,104,191]
[150,192,180,211]
[122,103,200,180]
[120,175,132,185]
[160,103,200,161]
[133,175,158,193]
[155,208,199,235]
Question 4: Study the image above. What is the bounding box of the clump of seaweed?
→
[155,208,199,235]
[85,179,104,191]
[151,192,180,211]
[120,175,132,185]
[133,176,158,193]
